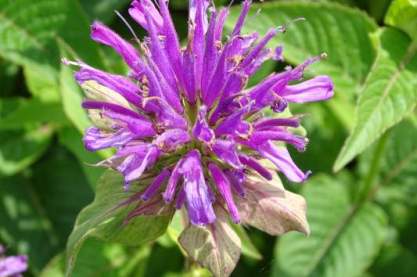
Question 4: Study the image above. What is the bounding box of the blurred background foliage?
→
[0,0,416,276]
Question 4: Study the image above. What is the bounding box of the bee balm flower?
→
[66,0,333,275]
[0,245,27,277]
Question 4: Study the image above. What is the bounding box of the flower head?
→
[66,0,333,275]
[0,245,28,277]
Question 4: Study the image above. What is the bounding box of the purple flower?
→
[66,0,333,274]
[0,245,27,277]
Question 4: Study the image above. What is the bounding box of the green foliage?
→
[272,175,388,277]
[0,0,416,276]
[334,28,417,170]
[385,0,417,41]
[66,170,173,276]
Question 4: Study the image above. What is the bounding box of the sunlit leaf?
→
[272,175,388,277]
[334,28,417,171]
[385,0,417,41]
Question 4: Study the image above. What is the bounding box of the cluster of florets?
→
[66,0,333,226]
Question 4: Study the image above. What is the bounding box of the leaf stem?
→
[355,131,389,204]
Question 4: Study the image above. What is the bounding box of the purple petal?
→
[231,0,251,37]
[0,255,28,277]
[84,127,136,151]
[129,0,163,31]
[123,146,160,183]
[279,75,334,103]
[91,21,141,73]
[181,150,216,225]
[239,155,272,180]
[192,106,215,145]
[163,160,183,202]
[212,140,243,169]
[249,130,308,152]
[75,66,143,108]
[225,170,246,197]
[254,117,300,129]
[215,105,251,137]
[141,169,170,201]
[208,163,240,223]
[154,129,191,152]
[257,142,311,183]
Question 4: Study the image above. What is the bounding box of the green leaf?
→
[59,50,91,133]
[272,175,388,277]
[66,170,173,276]
[58,127,104,187]
[0,127,52,176]
[0,0,64,65]
[80,0,132,24]
[0,146,93,274]
[40,240,151,277]
[334,28,417,171]
[370,244,417,277]
[23,64,61,103]
[231,225,262,260]
[385,0,417,41]
[0,98,68,130]
[227,1,377,93]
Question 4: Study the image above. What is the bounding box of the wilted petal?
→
[235,172,310,235]
[280,75,334,103]
[179,206,241,277]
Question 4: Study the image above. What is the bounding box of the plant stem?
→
[355,131,390,204]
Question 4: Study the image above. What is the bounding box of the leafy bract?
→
[272,175,388,277]
[66,170,173,276]
[179,208,241,277]
[334,28,417,171]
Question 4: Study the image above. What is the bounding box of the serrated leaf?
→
[228,1,377,93]
[334,28,417,171]
[66,170,173,276]
[385,0,417,41]
[375,119,417,207]
[272,175,388,277]
[179,208,241,277]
